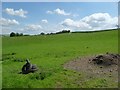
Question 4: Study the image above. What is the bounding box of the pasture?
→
[2,29,118,88]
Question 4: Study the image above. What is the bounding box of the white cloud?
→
[61,18,92,30]
[61,13,118,31]
[46,11,53,14]
[41,19,48,23]
[54,8,71,16]
[4,8,28,18]
[0,18,19,26]
[17,24,43,35]
[46,8,71,16]
[1,18,20,34]
[81,13,118,30]
[25,24,42,31]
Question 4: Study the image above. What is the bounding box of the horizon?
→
[1,28,119,36]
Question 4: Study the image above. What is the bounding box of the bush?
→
[40,32,45,35]
[10,32,16,37]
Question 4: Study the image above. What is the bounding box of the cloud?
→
[46,11,53,14]
[0,18,19,26]
[1,18,20,34]
[46,8,71,16]
[54,8,71,16]
[82,13,118,30]
[4,8,28,18]
[16,24,43,35]
[25,24,42,31]
[61,13,118,31]
[73,14,79,17]
[41,19,48,23]
[61,18,92,30]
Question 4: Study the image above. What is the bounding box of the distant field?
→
[2,29,118,88]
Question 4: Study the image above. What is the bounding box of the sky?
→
[1,2,119,35]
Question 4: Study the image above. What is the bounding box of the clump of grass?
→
[13,58,26,62]
[27,67,53,81]
[2,52,17,62]
[36,72,46,80]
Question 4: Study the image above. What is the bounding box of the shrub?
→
[10,32,16,37]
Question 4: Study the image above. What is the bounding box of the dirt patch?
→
[64,53,119,81]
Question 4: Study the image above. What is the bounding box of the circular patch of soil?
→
[64,53,119,81]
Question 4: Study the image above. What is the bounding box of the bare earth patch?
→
[64,53,119,83]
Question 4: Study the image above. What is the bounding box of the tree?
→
[16,33,19,36]
[20,33,23,36]
[56,30,71,34]
[40,32,45,35]
[10,32,16,37]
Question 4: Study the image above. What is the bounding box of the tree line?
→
[40,30,70,35]
[10,32,23,37]
[10,30,71,37]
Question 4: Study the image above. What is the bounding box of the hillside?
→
[2,29,118,88]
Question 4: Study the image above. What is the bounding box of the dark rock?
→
[92,58,97,61]
[109,70,112,72]
[96,55,103,59]
[21,59,38,74]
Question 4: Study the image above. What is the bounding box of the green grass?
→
[2,29,118,88]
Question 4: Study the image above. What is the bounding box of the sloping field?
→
[2,29,118,88]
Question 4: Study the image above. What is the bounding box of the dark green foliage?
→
[10,32,16,37]
[10,32,23,37]
[56,30,70,34]
[40,32,45,35]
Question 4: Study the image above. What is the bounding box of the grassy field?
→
[2,29,118,88]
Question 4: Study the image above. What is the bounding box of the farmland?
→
[2,29,118,88]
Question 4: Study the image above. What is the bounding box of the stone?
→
[21,59,38,74]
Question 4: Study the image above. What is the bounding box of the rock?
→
[21,59,38,74]
[109,70,112,72]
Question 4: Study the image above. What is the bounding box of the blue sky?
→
[1,2,118,34]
